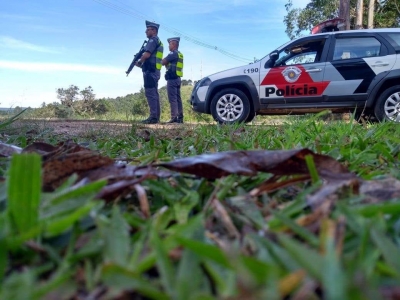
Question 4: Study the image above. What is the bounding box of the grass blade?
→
[370,227,400,276]
[150,229,176,297]
[7,154,41,234]
[176,236,232,269]
[101,264,169,300]
[97,205,130,266]
[278,233,323,280]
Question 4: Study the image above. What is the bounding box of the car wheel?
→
[210,88,250,124]
[245,109,256,123]
[374,85,400,122]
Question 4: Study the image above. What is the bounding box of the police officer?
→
[136,20,164,124]
[162,37,184,123]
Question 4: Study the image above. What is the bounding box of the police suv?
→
[190,28,400,123]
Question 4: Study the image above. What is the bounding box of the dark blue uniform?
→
[143,36,162,122]
[165,50,183,122]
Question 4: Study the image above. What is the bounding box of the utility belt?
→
[165,69,179,80]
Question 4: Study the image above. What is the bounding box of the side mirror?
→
[264,50,279,68]
[270,51,279,61]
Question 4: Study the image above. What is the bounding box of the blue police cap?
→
[167,37,180,43]
[146,20,160,30]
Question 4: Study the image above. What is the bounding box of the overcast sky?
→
[0,0,310,108]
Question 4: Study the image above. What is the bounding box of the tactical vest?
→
[166,51,184,79]
[143,37,163,72]
[176,52,184,77]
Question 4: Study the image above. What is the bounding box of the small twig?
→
[134,184,150,218]
[335,215,346,256]
[25,240,48,254]
[212,199,241,239]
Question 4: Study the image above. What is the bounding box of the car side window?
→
[284,52,317,65]
[274,39,325,67]
[384,33,400,52]
[387,33,400,45]
[333,37,382,60]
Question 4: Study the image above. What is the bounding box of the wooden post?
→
[356,0,364,29]
[339,0,351,30]
[368,0,375,28]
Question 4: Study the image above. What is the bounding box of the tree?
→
[48,102,73,118]
[181,79,191,86]
[356,0,364,28]
[284,0,339,39]
[131,87,148,117]
[56,85,79,108]
[374,0,400,28]
[368,0,375,28]
[283,0,400,39]
[79,86,96,115]
[339,0,351,30]
[14,106,23,114]
[93,99,110,115]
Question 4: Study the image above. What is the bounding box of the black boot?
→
[141,117,159,124]
[177,114,184,123]
[166,116,180,123]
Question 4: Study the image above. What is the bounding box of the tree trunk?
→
[339,0,351,30]
[356,0,364,29]
[368,0,375,28]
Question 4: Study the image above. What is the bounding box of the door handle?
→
[371,61,389,67]
[305,68,322,73]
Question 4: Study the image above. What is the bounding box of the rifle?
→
[126,40,147,76]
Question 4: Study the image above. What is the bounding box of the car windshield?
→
[262,37,302,61]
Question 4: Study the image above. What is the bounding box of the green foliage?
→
[375,0,400,28]
[56,84,79,108]
[1,118,400,298]
[7,154,41,234]
[53,103,74,119]
[130,87,148,117]
[284,0,339,39]
[26,81,203,122]
[284,0,400,39]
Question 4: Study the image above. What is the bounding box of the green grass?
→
[0,113,400,299]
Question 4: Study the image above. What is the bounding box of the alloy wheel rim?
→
[384,92,400,122]
[216,94,244,122]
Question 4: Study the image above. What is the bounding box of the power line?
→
[91,0,253,63]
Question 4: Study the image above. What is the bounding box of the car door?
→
[323,33,396,104]
[259,35,331,110]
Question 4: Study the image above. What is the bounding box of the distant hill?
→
[0,107,29,113]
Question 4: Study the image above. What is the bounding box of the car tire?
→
[210,88,250,124]
[354,109,378,124]
[374,85,400,122]
[245,109,256,123]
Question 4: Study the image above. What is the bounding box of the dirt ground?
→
[4,113,351,141]
[5,119,199,141]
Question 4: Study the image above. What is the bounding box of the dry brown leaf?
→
[158,148,354,180]
[359,177,400,204]
[43,151,114,191]
[0,141,22,157]
[22,142,59,155]
[278,269,306,298]
[250,174,310,197]
[306,177,361,209]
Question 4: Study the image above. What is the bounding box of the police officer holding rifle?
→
[126,20,163,124]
